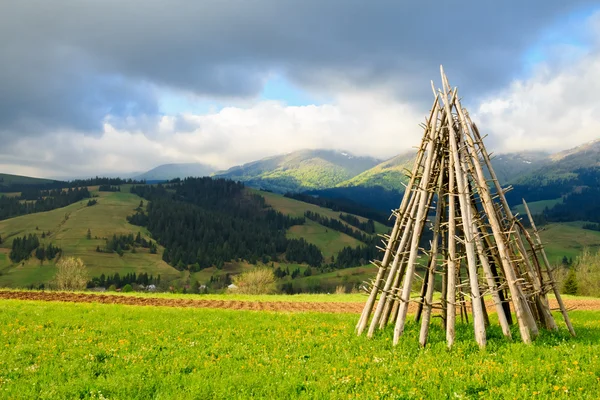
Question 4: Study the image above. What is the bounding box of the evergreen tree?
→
[86,229,92,240]
[563,268,578,295]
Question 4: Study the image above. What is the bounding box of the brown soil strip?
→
[0,291,599,313]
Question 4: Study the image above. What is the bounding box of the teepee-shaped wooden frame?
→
[356,66,575,348]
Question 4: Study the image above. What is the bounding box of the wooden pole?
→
[367,192,421,337]
[356,96,440,334]
[438,71,486,348]
[522,199,576,336]
[454,96,536,343]
[393,103,444,345]
[419,173,445,346]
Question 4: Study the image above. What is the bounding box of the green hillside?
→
[0,190,180,288]
[215,149,381,192]
[338,152,414,190]
[0,172,56,186]
[0,184,389,291]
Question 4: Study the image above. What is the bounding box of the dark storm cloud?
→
[0,0,596,138]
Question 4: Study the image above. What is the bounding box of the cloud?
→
[1,1,600,177]
[1,1,596,134]
[475,14,600,153]
[4,91,424,177]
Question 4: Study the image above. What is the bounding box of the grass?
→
[513,197,563,215]
[287,219,363,259]
[0,191,180,287]
[538,222,600,264]
[255,189,389,235]
[292,264,376,292]
[0,173,55,186]
[0,299,598,399]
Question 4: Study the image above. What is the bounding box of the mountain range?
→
[125,140,600,195]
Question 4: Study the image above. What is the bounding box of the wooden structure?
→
[356,66,575,348]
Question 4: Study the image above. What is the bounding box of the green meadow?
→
[1,299,599,399]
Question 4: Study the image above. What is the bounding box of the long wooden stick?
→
[367,192,421,337]
[356,96,440,334]
[439,72,486,348]
[454,97,535,343]
[419,172,445,346]
[522,199,576,336]
[393,104,444,345]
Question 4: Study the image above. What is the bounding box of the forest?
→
[0,187,91,220]
[128,178,321,271]
[339,213,376,234]
[9,233,61,263]
[284,191,393,225]
[304,210,373,243]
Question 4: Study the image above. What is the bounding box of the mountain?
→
[488,151,550,184]
[214,149,381,192]
[135,163,216,181]
[334,150,548,192]
[515,139,600,184]
[337,152,414,190]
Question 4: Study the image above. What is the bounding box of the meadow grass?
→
[0,191,180,287]
[287,219,364,259]
[538,222,600,264]
[0,300,598,399]
[513,197,563,215]
[255,189,389,234]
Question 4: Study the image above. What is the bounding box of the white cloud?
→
[4,91,424,177]
[475,47,600,153]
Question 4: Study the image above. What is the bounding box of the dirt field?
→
[1,291,599,313]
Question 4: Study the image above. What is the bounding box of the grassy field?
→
[538,222,600,264]
[292,264,376,292]
[0,191,180,287]
[287,219,363,259]
[255,189,390,235]
[513,197,563,215]
[0,299,598,399]
[0,173,55,186]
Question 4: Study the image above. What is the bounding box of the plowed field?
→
[1,290,599,313]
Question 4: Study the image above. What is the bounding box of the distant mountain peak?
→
[135,162,216,181]
[214,148,381,192]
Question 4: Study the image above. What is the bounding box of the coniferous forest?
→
[128,178,322,271]
[0,187,91,220]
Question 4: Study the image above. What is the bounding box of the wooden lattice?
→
[356,66,575,348]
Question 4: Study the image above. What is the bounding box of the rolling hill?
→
[135,163,216,181]
[0,190,181,288]
[337,152,414,190]
[0,173,57,187]
[214,149,381,192]
[0,181,389,291]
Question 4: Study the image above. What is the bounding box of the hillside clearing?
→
[0,191,180,287]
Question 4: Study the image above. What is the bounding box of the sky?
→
[1,1,600,178]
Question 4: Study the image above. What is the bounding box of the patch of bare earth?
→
[0,291,599,313]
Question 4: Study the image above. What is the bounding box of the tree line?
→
[284,191,393,226]
[96,233,158,256]
[10,233,61,263]
[0,176,145,194]
[128,178,322,271]
[87,272,160,289]
[0,187,91,221]
[338,213,375,234]
[304,210,373,244]
[98,185,121,192]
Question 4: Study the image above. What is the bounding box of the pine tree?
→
[563,268,578,295]
[86,229,92,240]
